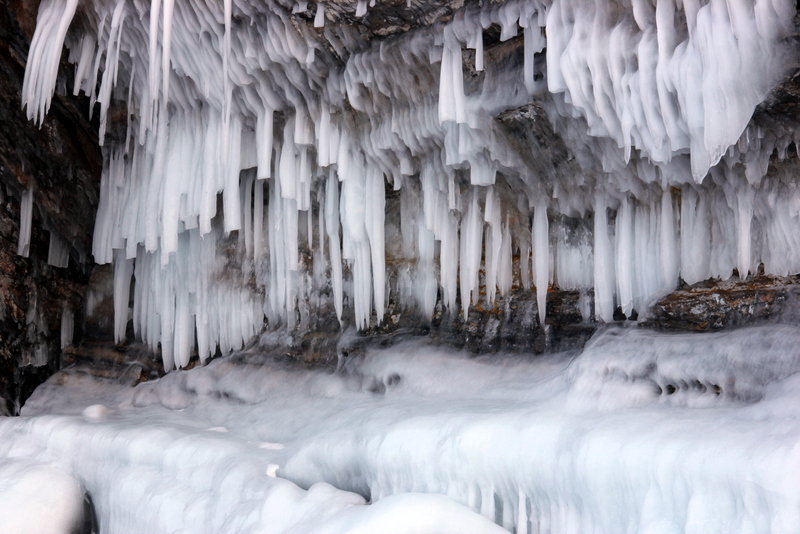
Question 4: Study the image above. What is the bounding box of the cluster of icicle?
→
[22,0,798,369]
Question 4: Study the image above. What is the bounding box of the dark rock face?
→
[0,0,101,413]
[644,275,800,332]
[294,0,465,42]
[261,249,595,366]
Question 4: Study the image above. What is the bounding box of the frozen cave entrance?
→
[1,0,800,532]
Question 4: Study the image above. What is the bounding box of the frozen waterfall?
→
[20,0,800,369]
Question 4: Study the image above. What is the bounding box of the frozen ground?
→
[3,324,800,533]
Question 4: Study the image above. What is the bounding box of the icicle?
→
[440,211,460,313]
[475,30,484,72]
[498,222,513,297]
[21,0,79,124]
[615,196,634,316]
[459,191,483,319]
[523,24,539,93]
[417,224,437,319]
[479,485,496,521]
[516,491,529,534]
[223,117,243,235]
[438,33,466,124]
[256,107,274,179]
[222,0,232,132]
[593,194,614,323]
[161,0,175,107]
[47,232,69,268]
[735,187,755,279]
[97,0,126,145]
[325,172,343,324]
[112,249,134,344]
[533,199,549,325]
[148,0,162,105]
[314,4,325,27]
[365,171,386,322]
[72,35,95,96]
[60,305,74,350]
[680,187,710,285]
[242,173,254,256]
[484,188,502,304]
[254,179,265,260]
[660,189,678,290]
[520,244,531,290]
[17,187,33,258]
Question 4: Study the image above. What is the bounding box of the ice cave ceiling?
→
[13,0,800,370]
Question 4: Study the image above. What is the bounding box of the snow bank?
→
[11,325,800,533]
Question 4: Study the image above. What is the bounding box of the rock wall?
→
[0,0,101,413]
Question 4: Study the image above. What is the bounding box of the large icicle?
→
[615,196,634,316]
[532,199,549,325]
[22,0,79,124]
[593,194,614,323]
[459,192,483,320]
[325,171,343,324]
[112,250,133,344]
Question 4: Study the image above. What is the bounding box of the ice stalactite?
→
[47,232,70,268]
[20,0,799,368]
[60,306,74,350]
[532,199,549,325]
[16,187,33,258]
[593,194,614,323]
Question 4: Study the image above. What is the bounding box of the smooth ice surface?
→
[5,325,800,533]
[0,460,84,534]
[20,0,799,369]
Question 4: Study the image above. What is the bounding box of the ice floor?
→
[3,325,800,533]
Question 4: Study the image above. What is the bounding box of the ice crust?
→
[7,325,800,533]
[0,459,84,534]
[20,0,799,368]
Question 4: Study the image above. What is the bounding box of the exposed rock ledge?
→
[644,275,800,332]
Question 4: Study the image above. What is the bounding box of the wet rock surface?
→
[643,275,800,332]
[292,0,466,43]
[0,0,101,413]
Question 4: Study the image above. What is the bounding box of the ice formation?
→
[6,324,800,533]
[21,0,799,367]
[47,231,70,268]
[0,459,85,534]
[16,187,33,258]
[4,373,509,534]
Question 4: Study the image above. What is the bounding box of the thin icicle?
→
[593,194,614,323]
[112,249,134,344]
[48,232,69,268]
[17,188,33,258]
[660,189,679,290]
[615,196,634,316]
[60,306,74,350]
[533,199,549,325]
[325,171,343,324]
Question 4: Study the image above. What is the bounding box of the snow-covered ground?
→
[3,325,800,533]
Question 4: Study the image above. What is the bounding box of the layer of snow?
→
[6,325,800,533]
